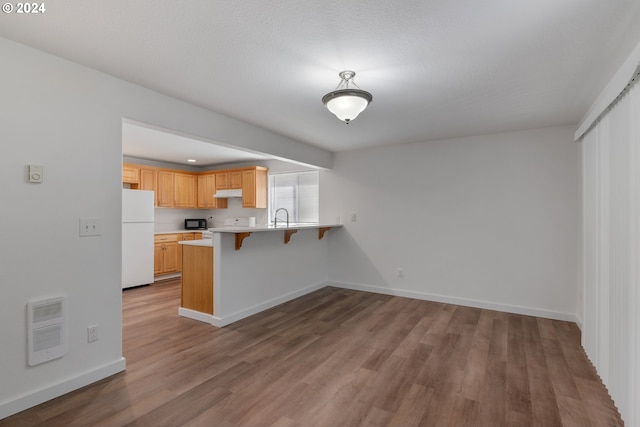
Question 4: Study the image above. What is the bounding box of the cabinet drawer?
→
[154,234,178,242]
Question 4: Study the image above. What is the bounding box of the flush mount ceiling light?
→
[322,70,372,124]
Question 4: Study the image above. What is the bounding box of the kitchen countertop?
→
[155,230,208,235]
[178,224,341,249]
[209,223,342,233]
[179,239,213,247]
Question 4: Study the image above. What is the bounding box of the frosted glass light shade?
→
[322,70,372,123]
[324,91,371,122]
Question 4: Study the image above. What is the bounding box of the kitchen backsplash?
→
[212,197,269,227]
[153,199,268,232]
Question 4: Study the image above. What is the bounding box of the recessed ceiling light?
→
[187,159,196,163]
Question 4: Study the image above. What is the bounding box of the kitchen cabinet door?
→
[163,241,179,273]
[154,234,179,276]
[139,168,157,206]
[153,170,197,208]
[215,171,242,190]
[153,242,164,275]
[197,174,215,208]
[156,171,175,207]
[122,164,140,184]
[174,172,197,208]
[215,172,229,190]
[197,174,227,209]
[229,171,242,189]
[242,168,268,208]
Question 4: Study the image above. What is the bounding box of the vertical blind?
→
[581,67,640,426]
[269,171,319,224]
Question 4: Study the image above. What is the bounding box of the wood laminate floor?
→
[1,279,623,426]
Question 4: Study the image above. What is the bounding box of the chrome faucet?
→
[273,208,289,228]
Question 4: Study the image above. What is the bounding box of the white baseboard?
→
[178,307,216,325]
[215,281,327,327]
[327,280,579,324]
[0,358,126,420]
[183,280,578,327]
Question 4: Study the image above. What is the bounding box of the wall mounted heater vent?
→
[27,296,66,366]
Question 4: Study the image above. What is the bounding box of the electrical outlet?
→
[87,325,99,343]
[351,213,357,222]
[397,268,404,278]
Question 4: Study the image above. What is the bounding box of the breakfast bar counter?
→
[210,223,341,250]
[178,224,342,327]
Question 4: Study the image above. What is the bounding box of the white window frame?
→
[268,171,319,225]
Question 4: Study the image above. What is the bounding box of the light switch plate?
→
[79,218,101,237]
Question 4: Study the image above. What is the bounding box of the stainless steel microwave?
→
[184,219,207,230]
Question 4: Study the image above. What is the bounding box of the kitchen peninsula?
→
[178,224,342,327]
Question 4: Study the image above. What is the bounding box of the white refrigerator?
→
[122,189,155,289]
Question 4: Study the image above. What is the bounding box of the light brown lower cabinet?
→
[154,241,178,276]
[155,233,203,276]
[181,245,213,315]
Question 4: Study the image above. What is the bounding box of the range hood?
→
[214,189,243,198]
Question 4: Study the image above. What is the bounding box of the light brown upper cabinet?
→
[216,170,242,190]
[156,170,175,208]
[174,172,197,208]
[123,163,267,209]
[242,167,268,208]
[122,164,140,185]
[197,173,228,209]
[156,171,196,208]
[230,171,243,189]
[139,168,157,205]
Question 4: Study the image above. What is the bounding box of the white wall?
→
[0,36,331,419]
[211,229,329,326]
[321,125,581,320]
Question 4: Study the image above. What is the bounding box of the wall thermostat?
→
[29,164,43,183]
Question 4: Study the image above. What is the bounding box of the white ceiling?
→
[122,121,271,167]
[2,0,640,158]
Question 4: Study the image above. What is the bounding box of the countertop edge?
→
[155,230,207,235]
[210,224,343,233]
[179,239,213,247]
